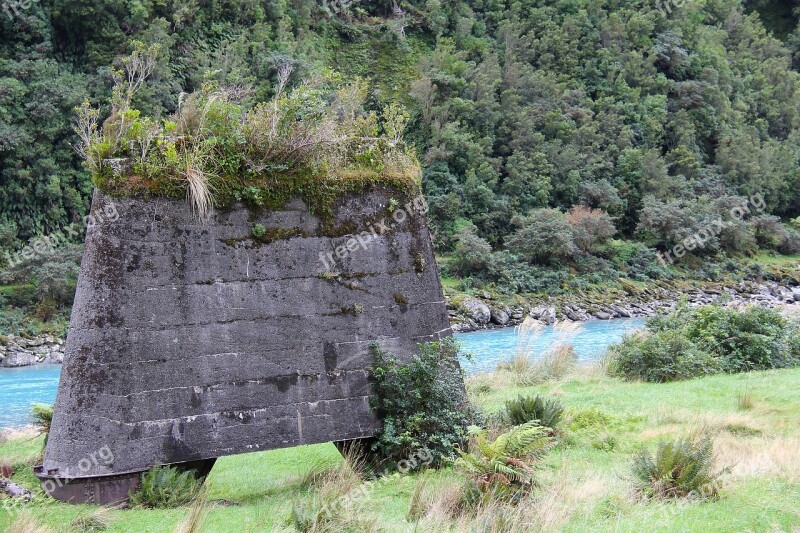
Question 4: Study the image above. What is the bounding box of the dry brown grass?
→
[737,390,755,411]
[285,446,379,532]
[0,427,39,444]
[287,447,364,496]
[413,467,612,533]
[7,512,53,533]
[494,319,581,386]
[639,411,765,441]
[174,487,209,533]
[68,506,116,532]
[182,148,214,222]
[714,435,800,482]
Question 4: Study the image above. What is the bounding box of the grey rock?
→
[45,348,64,364]
[490,308,510,326]
[463,299,491,325]
[2,350,38,368]
[528,306,556,324]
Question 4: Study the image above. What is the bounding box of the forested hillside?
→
[1,0,800,323]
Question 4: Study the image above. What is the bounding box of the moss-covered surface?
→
[99,168,421,234]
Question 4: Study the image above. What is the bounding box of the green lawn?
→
[3,368,800,532]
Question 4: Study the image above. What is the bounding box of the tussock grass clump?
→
[76,45,421,223]
[129,466,203,508]
[287,448,375,533]
[68,507,116,531]
[737,390,755,411]
[632,436,724,499]
[7,512,53,533]
[174,487,210,533]
[496,319,581,385]
[501,395,564,432]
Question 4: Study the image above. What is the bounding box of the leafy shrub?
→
[370,338,474,468]
[632,437,723,499]
[636,196,708,251]
[685,305,794,372]
[0,285,36,308]
[609,304,799,381]
[455,422,551,496]
[486,252,569,295]
[607,330,720,383]
[601,240,669,280]
[501,395,564,431]
[0,307,27,336]
[129,466,203,508]
[451,225,492,277]
[750,215,791,250]
[717,219,757,256]
[506,209,576,266]
[566,206,616,253]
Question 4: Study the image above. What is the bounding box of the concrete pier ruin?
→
[39,186,453,503]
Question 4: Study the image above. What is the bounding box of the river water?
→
[0,318,646,428]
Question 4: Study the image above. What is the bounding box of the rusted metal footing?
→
[34,458,217,505]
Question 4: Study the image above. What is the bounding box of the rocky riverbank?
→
[1,281,798,366]
[0,334,64,368]
[447,280,800,332]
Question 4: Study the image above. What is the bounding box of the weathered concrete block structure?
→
[40,186,452,503]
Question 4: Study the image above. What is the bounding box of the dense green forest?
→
[1,0,800,327]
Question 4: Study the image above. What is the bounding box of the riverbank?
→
[3,366,800,531]
[446,278,800,332]
[2,279,799,366]
[0,335,64,368]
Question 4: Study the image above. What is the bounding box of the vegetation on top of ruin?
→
[75,43,421,220]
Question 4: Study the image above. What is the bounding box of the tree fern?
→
[456,422,551,491]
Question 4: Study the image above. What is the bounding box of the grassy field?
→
[2,366,800,532]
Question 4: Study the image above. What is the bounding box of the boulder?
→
[463,299,491,325]
[45,347,65,364]
[1,350,38,368]
[490,308,510,326]
[528,306,556,324]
